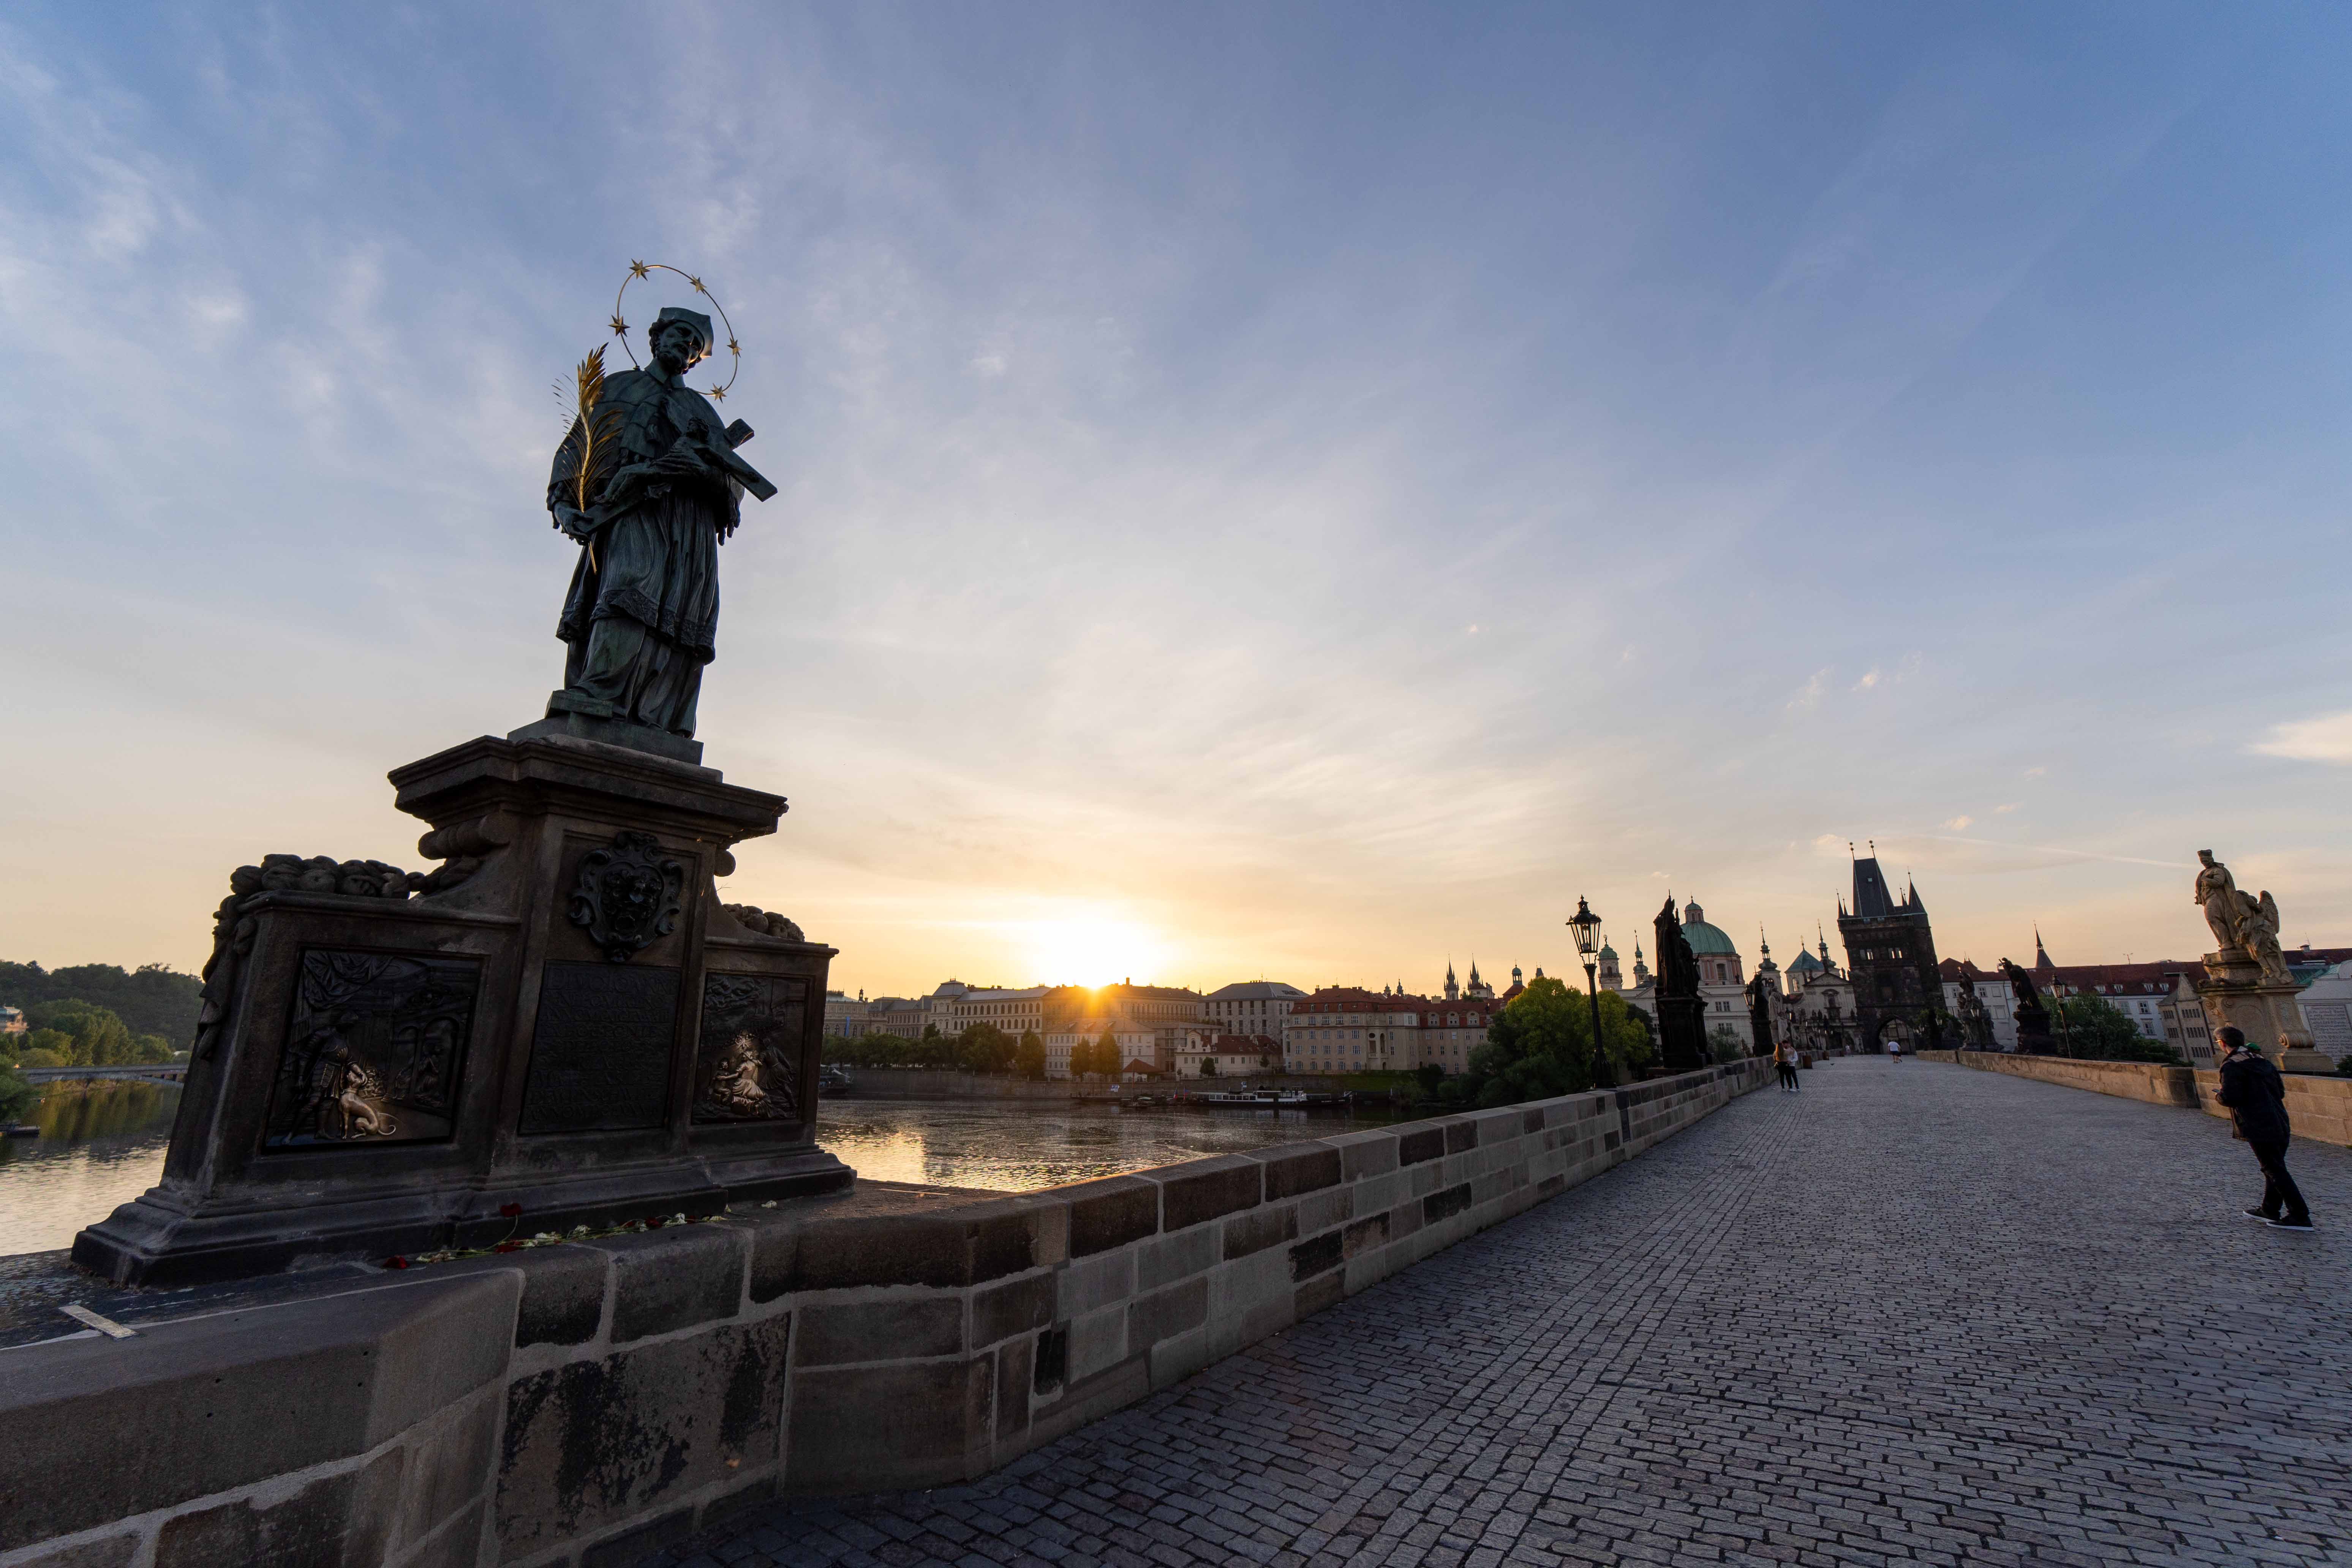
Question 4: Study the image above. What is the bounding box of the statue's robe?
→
[547,365,740,737]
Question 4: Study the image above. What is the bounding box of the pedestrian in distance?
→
[2214,1026,2314,1230]
[1774,1039,1800,1092]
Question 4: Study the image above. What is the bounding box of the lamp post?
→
[1568,897,1612,1088]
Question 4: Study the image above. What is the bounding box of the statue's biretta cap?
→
[652,306,714,356]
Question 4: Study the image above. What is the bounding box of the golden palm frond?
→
[561,345,628,515]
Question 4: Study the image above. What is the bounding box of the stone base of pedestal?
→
[73,730,854,1288]
[2278,1049,2337,1076]
[2197,952,2316,1067]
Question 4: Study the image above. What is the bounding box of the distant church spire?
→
[2034,926,2053,972]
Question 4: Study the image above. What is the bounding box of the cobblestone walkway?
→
[657,1060,2352,1567]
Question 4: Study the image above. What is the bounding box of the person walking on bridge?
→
[1773,1039,1800,1092]
[2215,1026,2314,1231]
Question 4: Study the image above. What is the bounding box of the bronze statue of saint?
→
[545,307,770,740]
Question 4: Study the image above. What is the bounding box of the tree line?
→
[6,999,178,1069]
[0,961,202,1042]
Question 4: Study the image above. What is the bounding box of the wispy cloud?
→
[2251,711,2352,765]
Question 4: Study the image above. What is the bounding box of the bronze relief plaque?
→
[518,960,680,1134]
[694,972,806,1124]
[264,949,481,1149]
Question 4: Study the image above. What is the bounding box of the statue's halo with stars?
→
[609,260,743,402]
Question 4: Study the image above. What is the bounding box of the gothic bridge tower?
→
[1836,848,1941,1051]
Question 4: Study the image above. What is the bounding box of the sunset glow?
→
[1019,912,1171,990]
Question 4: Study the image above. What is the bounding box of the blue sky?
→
[3,4,2347,994]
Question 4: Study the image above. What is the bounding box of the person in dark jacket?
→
[2214,1027,2314,1230]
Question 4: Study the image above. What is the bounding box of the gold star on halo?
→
[708,385,727,401]
[610,314,628,337]
[726,338,740,356]
[688,275,706,294]
[628,260,651,280]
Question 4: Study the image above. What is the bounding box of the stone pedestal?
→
[1655,995,1707,1075]
[2197,952,2327,1073]
[73,731,852,1287]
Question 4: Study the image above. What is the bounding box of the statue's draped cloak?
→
[546,366,739,732]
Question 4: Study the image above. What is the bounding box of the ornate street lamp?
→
[1568,896,1613,1088]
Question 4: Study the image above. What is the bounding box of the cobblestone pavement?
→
[656,1060,2352,1567]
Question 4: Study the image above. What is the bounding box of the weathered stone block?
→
[154,1449,401,1568]
[497,1317,788,1558]
[1061,1175,1159,1257]
[1066,1300,1128,1383]
[783,1213,977,1291]
[700,1472,778,1529]
[1342,1213,1390,1260]
[995,1334,1034,1441]
[784,1356,991,1494]
[1288,1230,1343,1282]
[5,1533,139,1568]
[1136,1221,1217,1290]
[1221,1202,1298,1260]
[1294,1186,1353,1234]
[1155,1154,1263,1232]
[578,1506,696,1568]
[1029,1353,1148,1447]
[1207,1242,1291,1325]
[0,1273,515,1552]
[1331,1128,1399,1179]
[1445,1118,1480,1154]
[1127,1276,1210,1348]
[965,1199,1048,1285]
[1252,1143,1342,1198]
[1423,1182,1473,1225]
[396,1498,485,1568]
[747,1216,797,1303]
[1148,1322,1217,1389]
[973,1271,1057,1347]
[795,1296,962,1365]
[595,1225,745,1343]
[1056,1248,1135,1318]
[395,1393,497,1550]
[512,1246,608,1346]
[1396,1125,1446,1166]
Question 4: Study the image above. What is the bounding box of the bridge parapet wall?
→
[0,1060,1767,1568]
[1920,1050,2352,1146]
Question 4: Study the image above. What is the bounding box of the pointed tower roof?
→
[1849,856,1898,919]
[2034,926,2053,973]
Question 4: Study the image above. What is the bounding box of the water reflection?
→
[0,1082,181,1257]
[0,1089,1398,1257]
[817,1100,1394,1192]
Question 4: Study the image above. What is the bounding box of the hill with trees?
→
[0,961,203,1043]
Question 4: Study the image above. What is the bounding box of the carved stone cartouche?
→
[567,829,686,962]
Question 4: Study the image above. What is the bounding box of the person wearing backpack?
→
[2214,1026,2314,1231]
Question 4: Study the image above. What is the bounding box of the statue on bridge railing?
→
[2194,850,2291,986]
[2000,958,2055,1054]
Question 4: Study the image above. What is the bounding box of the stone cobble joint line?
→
[654,1060,2352,1568]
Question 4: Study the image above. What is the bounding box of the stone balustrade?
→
[0,1060,1766,1568]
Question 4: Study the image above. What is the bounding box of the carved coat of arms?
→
[569,830,685,961]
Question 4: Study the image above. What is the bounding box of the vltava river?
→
[0,1091,1393,1257]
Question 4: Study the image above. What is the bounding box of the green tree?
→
[24,1002,135,1066]
[19,1028,74,1067]
[956,1023,1016,1073]
[1443,976,1651,1109]
[1199,1058,1219,1077]
[1015,1030,1047,1080]
[1707,1024,1747,1065]
[1098,1030,1123,1078]
[2055,994,2180,1064]
[0,961,204,1042]
[0,1062,36,1123]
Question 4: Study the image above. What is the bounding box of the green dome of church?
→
[1679,901,1738,956]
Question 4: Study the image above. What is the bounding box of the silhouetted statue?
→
[544,308,775,742]
[2000,958,2054,1054]
[1653,895,1707,1073]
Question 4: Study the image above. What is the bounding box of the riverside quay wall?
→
[0,1060,1767,1568]
[1913,1050,2352,1148]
